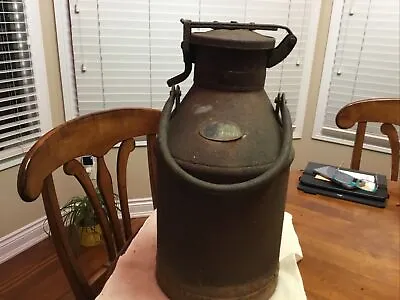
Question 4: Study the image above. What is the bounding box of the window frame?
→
[0,0,52,170]
[313,0,394,154]
[54,0,321,139]
[290,0,321,139]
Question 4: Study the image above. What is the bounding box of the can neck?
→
[193,45,268,91]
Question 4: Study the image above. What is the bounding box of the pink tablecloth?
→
[97,211,305,299]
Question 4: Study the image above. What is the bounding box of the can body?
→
[156,156,290,299]
[155,20,296,300]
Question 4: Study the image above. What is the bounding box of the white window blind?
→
[62,0,320,137]
[0,0,50,170]
[314,0,400,151]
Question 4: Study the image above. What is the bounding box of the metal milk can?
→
[156,19,297,300]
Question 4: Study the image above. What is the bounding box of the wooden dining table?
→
[286,171,399,300]
[99,170,399,300]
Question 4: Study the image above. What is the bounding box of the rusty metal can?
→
[156,19,296,300]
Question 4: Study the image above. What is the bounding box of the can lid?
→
[190,29,276,50]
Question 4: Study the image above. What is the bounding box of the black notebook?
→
[297,162,389,208]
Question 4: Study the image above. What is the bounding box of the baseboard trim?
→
[0,216,48,265]
[128,197,154,218]
[0,197,154,265]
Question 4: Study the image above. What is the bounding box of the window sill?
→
[312,133,392,155]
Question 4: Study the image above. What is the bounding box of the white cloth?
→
[97,211,306,300]
[273,212,305,300]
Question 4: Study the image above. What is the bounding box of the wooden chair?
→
[17,108,160,300]
[336,98,400,181]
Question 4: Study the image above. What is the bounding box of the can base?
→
[156,261,279,300]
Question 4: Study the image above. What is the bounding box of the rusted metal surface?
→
[156,20,296,300]
[190,28,276,50]
[167,88,282,183]
[167,19,297,87]
[156,150,290,299]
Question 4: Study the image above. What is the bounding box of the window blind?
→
[246,0,312,125]
[314,0,400,150]
[67,0,316,134]
[0,0,41,168]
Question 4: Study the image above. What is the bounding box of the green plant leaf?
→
[49,189,120,230]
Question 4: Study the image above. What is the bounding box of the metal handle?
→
[182,19,297,68]
[266,32,297,68]
[179,19,294,36]
[157,86,294,193]
[167,19,297,86]
[167,41,192,87]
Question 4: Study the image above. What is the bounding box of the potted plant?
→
[44,189,120,248]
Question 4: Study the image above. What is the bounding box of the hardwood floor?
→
[0,217,147,300]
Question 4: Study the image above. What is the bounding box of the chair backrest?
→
[336,98,400,181]
[17,108,160,299]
